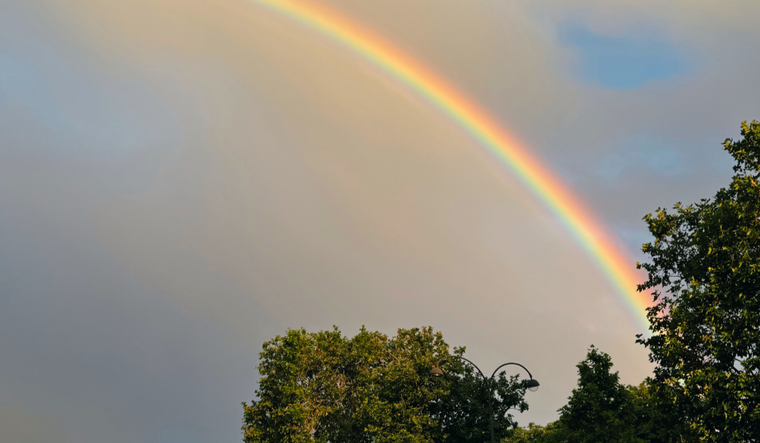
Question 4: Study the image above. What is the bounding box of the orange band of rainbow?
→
[246,0,651,332]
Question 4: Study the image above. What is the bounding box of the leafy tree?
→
[556,347,642,443]
[432,358,529,442]
[508,347,657,443]
[242,326,530,442]
[637,121,760,442]
[625,382,678,443]
[504,421,565,443]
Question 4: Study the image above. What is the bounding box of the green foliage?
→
[556,347,644,443]
[637,121,760,442]
[504,421,565,443]
[242,326,529,442]
[433,358,528,442]
[507,348,658,443]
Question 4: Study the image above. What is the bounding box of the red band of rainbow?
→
[247,0,652,332]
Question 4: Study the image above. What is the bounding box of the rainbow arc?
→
[247,0,651,332]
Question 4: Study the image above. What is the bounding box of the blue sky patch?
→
[559,24,688,89]
[596,135,685,180]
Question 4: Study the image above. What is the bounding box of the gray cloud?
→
[2,0,758,441]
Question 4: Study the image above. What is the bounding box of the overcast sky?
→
[2,1,759,442]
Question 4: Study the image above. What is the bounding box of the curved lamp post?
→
[431,356,540,443]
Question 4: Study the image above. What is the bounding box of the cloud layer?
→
[2,0,758,441]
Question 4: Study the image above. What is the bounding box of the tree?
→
[504,421,565,443]
[556,346,643,443]
[432,358,529,442]
[507,348,662,443]
[242,326,530,442]
[625,382,673,443]
[637,121,760,442]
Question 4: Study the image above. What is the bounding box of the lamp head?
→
[526,378,540,392]
[430,366,445,377]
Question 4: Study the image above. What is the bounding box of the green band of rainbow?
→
[246,0,651,332]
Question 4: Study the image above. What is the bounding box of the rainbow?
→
[246,0,651,332]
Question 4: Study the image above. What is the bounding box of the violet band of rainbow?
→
[246,0,652,332]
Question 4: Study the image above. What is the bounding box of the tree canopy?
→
[556,346,643,443]
[508,347,657,443]
[242,326,530,443]
[637,121,760,442]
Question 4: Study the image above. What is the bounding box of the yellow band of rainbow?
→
[246,0,651,332]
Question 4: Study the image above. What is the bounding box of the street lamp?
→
[431,356,540,443]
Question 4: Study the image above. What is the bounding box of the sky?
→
[1,0,759,442]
